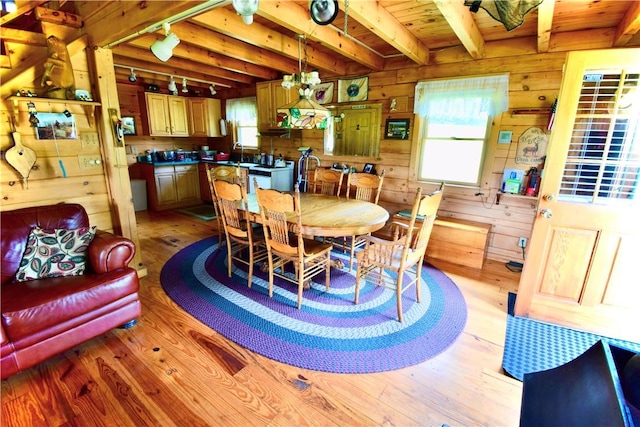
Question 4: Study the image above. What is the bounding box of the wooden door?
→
[343,109,373,156]
[145,93,171,136]
[256,82,273,130]
[189,98,207,136]
[155,171,178,207]
[168,96,189,136]
[175,165,200,202]
[515,49,640,343]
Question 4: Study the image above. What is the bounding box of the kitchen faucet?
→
[233,141,244,162]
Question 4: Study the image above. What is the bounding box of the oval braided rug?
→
[160,237,467,373]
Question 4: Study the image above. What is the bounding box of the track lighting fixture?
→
[150,22,180,62]
[128,68,137,82]
[209,84,217,96]
[232,0,258,25]
[182,78,189,93]
[168,76,177,94]
[309,0,338,26]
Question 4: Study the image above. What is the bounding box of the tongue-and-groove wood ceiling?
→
[2,0,640,97]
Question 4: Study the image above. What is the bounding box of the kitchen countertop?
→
[137,160,293,169]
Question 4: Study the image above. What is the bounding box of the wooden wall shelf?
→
[7,96,101,127]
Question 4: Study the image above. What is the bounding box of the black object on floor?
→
[520,340,639,427]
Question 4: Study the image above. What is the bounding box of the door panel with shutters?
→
[515,49,640,343]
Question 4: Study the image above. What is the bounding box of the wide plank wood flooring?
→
[1,208,523,426]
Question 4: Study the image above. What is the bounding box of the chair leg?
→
[396,275,404,323]
[226,237,233,278]
[297,258,304,309]
[325,252,330,292]
[349,236,356,271]
[354,265,361,304]
[267,252,275,298]
[415,262,423,303]
[247,245,254,288]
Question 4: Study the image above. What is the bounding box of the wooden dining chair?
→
[205,164,242,246]
[354,186,443,322]
[310,167,345,196]
[255,182,333,309]
[213,179,268,288]
[338,169,386,270]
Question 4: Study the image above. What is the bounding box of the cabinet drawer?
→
[174,164,197,173]
[154,166,175,174]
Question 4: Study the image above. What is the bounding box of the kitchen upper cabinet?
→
[145,93,189,137]
[256,80,291,131]
[189,98,222,137]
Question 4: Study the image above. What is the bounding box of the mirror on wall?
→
[324,103,382,157]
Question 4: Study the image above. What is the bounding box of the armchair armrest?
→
[89,230,136,273]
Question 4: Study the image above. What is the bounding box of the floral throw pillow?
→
[15,226,97,282]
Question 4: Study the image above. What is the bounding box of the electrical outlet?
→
[78,155,102,170]
[518,237,528,248]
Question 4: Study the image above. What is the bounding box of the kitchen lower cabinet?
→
[140,163,200,211]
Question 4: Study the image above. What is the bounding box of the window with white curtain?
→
[226,96,258,148]
[414,75,509,186]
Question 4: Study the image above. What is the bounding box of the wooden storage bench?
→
[391,213,492,269]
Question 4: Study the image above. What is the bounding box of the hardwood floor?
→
[1,209,523,427]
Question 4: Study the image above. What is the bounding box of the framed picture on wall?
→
[385,118,410,140]
[338,77,368,103]
[122,117,136,135]
[363,163,375,174]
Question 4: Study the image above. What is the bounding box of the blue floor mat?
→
[502,293,640,381]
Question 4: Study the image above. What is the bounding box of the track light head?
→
[209,85,217,96]
[182,78,189,93]
[168,76,177,93]
[128,68,137,82]
[232,0,258,25]
[150,23,180,62]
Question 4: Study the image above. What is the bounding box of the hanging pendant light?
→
[277,34,328,130]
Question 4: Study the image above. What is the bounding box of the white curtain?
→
[414,75,509,125]
[226,96,257,125]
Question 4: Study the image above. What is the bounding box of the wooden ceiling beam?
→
[256,0,384,72]
[0,0,48,26]
[76,1,197,48]
[113,54,232,88]
[537,0,555,53]
[0,28,48,46]
[112,50,239,88]
[34,6,82,28]
[338,0,429,65]
[124,31,279,82]
[190,8,345,75]
[613,0,640,47]
[434,0,485,60]
[114,42,258,85]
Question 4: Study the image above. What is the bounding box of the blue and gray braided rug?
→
[160,237,467,373]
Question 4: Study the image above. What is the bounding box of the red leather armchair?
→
[1,204,141,380]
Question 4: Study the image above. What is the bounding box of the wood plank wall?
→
[263,52,566,263]
[0,48,115,233]
[121,51,565,265]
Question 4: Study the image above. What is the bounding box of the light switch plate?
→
[81,132,99,148]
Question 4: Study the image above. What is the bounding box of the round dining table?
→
[246,192,389,238]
